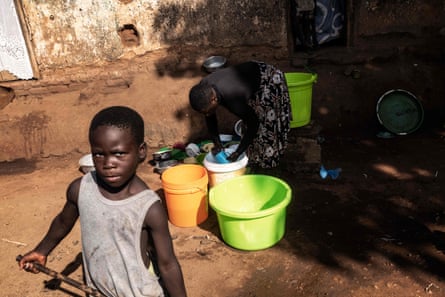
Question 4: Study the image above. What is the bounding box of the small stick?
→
[2,238,27,246]
[16,255,105,297]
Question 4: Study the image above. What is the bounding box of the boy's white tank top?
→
[78,172,164,297]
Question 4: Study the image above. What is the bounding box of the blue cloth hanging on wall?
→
[315,0,345,45]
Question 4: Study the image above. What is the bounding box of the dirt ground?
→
[1,40,445,297]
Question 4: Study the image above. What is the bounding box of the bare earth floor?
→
[1,36,445,296]
[1,128,445,297]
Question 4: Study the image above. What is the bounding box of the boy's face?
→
[90,125,146,190]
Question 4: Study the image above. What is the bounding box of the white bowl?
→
[234,120,244,137]
[79,154,95,174]
[185,143,200,157]
[219,134,233,143]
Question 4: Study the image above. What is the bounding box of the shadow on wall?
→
[149,1,286,77]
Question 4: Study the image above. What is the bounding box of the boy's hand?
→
[18,252,47,274]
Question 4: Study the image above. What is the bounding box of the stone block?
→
[0,87,15,110]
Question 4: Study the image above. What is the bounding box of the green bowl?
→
[209,175,292,251]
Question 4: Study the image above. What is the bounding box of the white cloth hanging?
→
[0,0,34,80]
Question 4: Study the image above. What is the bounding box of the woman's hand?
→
[227,151,240,162]
[211,143,224,156]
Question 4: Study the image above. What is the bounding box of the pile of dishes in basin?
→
[150,119,245,174]
[151,128,244,175]
[152,148,179,174]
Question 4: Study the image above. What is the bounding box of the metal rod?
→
[16,255,105,297]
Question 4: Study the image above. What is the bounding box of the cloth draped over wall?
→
[0,0,34,80]
[291,0,345,51]
[315,0,345,45]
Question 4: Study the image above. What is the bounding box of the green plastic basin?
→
[376,89,424,135]
[209,175,292,251]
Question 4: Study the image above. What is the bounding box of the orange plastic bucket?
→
[161,164,209,227]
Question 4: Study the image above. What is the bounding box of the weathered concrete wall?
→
[354,0,445,37]
[18,0,445,70]
[22,0,287,68]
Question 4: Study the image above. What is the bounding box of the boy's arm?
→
[18,178,81,273]
[145,201,187,297]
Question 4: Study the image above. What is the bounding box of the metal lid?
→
[376,89,424,135]
[202,56,227,73]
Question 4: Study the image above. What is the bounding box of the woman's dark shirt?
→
[201,61,261,154]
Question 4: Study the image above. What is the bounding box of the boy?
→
[18,106,187,297]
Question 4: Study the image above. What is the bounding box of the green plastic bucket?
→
[284,72,317,128]
[209,175,292,251]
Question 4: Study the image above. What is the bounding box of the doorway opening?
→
[289,0,349,54]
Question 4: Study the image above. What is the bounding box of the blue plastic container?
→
[214,151,229,164]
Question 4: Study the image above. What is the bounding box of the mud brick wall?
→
[7,67,134,99]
